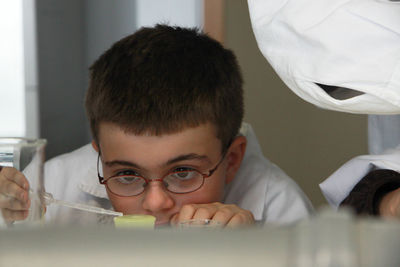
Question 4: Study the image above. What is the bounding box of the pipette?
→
[39,191,123,217]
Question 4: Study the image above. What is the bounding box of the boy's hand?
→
[0,167,30,222]
[170,202,255,228]
[379,187,400,219]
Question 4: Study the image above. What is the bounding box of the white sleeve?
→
[320,147,400,208]
[262,163,314,224]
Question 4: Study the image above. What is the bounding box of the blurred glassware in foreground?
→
[178,219,222,229]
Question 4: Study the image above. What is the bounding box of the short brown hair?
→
[85,24,243,151]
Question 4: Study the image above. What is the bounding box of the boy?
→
[0,25,312,226]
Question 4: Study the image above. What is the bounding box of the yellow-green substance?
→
[114,215,156,229]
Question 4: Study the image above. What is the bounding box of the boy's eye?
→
[116,170,140,177]
[115,176,142,184]
[169,169,198,181]
[174,167,195,173]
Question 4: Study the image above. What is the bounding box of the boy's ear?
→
[91,140,99,152]
[225,136,247,184]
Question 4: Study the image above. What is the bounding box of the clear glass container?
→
[0,138,47,225]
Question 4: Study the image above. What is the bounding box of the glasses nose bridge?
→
[142,176,169,194]
[145,177,164,184]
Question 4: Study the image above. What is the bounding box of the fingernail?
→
[20,192,25,201]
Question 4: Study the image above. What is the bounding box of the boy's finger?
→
[0,194,30,210]
[0,180,28,202]
[226,213,254,228]
[1,208,29,222]
[210,211,231,226]
[1,167,29,190]
[191,206,217,220]
[169,213,179,225]
[175,204,197,222]
[226,215,245,228]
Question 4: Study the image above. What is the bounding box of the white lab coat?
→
[320,146,400,209]
[37,123,313,225]
[248,0,400,115]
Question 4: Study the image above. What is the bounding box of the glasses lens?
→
[107,176,146,196]
[164,170,203,193]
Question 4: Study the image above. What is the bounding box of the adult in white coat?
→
[248,0,400,217]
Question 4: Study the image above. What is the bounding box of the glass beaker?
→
[0,138,47,226]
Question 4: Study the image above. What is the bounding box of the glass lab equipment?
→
[42,191,123,217]
[0,138,46,226]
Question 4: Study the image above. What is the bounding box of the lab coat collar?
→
[224,123,266,221]
[77,146,109,199]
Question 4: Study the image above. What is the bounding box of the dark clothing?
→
[340,169,400,215]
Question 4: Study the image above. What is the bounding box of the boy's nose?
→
[142,182,174,212]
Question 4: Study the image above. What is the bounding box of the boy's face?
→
[94,122,243,226]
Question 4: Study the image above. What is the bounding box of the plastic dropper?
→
[39,191,123,217]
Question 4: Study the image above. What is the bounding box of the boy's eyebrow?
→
[104,154,211,169]
[104,160,140,169]
[165,154,211,166]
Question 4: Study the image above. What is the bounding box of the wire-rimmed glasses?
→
[97,153,226,197]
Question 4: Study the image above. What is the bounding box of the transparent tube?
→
[42,191,122,217]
